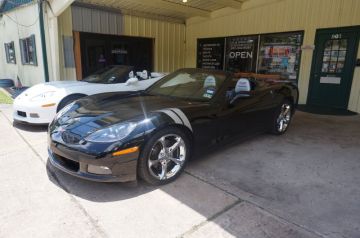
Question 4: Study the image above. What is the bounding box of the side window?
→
[4,41,16,64]
[19,35,37,66]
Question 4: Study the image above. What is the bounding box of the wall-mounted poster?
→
[197,38,225,70]
[225,35,258,73]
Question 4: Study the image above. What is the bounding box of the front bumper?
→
[13,101,57,125]
[48,142,139,183]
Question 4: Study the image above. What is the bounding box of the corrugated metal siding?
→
[58,6,185,79]
[72,6,123,35]
[58,7,76,80]
[122,14,186,72]
[186,0,360,111]
[348,41,360,112]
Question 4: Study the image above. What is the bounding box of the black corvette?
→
[48,68,298,185]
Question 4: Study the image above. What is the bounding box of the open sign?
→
[229,51,253,59]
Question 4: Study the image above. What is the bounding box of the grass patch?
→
[0,89,13,104]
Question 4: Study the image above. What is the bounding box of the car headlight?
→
[30,91,56,101]
[55,102,75,120]
[85,122,137,143]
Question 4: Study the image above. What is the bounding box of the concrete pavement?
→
[1,103,359,238]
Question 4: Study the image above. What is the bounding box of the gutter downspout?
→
[39,0,49,82]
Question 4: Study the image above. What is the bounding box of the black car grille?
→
[61,131,82,144]
[53,153,80,172]
[17,111,27,117]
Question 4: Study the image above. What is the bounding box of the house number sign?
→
[331,34,342,39]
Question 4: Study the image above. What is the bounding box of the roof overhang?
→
[50,0,251,21]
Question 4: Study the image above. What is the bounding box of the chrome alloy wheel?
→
[148,134,186,181]
[276,103,292,133]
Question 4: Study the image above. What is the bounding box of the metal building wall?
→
[0,3,45,86]
[122,14,186,73]
[57,5,186,81]
[72,6,124,35]
[349,42,360,113]
[186,0,360,112]
[58,7,76,81]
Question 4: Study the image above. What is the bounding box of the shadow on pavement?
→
[44,132,263,204]
[46,159,156,203]
[13,121,48,132]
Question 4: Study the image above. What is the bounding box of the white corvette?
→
[13,65,165,125]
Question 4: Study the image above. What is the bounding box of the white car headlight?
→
[30,91,56,101]
[85,122,137,143]
[55,102,75,120]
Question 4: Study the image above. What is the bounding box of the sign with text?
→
[197,38,225,70]
[225,36,258,73]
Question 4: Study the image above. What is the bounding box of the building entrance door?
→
[307,27,359,109]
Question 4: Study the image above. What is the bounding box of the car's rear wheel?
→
[138,127,191,185]
[270,100,293,135]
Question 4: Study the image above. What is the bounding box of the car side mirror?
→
[126,77,139,86]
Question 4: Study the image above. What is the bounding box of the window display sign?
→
[197,38,225,70]
[196,31,303,84]
[225,35,258,73]
[257,32,303,83]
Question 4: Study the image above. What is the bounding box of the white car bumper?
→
[13,100,58,125]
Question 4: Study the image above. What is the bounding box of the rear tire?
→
[57,94,86,112]
[138,127,191,186]
[270,100,293,135]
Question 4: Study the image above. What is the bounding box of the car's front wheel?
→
[138,127,191,185]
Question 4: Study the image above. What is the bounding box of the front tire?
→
[270,100,293,135]
[138,127,191,186]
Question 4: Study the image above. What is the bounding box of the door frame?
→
[307,25,360,108]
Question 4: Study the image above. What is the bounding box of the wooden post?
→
[73,31,83,80]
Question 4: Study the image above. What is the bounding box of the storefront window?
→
[225,35,258,73]
[257,32,303,83]
[197,38,225,70]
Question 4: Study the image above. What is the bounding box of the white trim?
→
[171,108,193,131]
[158,109,183,125]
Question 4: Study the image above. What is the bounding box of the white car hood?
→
[20,81,89,98]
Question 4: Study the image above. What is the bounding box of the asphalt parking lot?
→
[0,104,359,238]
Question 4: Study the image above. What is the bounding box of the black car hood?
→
[52,92,209,138]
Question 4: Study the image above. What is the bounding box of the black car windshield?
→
[83,65,134,84]
[147,69,227,101]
